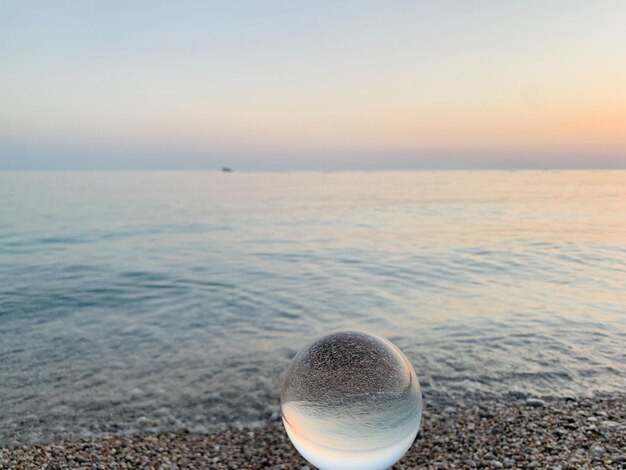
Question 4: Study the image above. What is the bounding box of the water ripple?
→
[0,170,625,446]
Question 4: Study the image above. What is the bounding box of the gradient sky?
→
[1,0,625,170]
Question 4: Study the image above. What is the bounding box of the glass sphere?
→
[281,331,422,470]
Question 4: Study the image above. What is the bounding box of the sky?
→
[1,0,625,170]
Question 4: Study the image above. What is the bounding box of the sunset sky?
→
[1,0,625,170]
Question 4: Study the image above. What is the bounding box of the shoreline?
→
[2,395,624,469]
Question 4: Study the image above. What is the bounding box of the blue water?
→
[1,171,625,445]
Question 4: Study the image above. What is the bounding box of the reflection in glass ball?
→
[281,331,422,470]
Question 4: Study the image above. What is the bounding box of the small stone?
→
[136,416,151,428]
[129,388,145,400]
[155,407,171,416]
[49,405,74,416]
[525,398,546,407]
[601,420,619,428]
[591,445,604,457]
[191,424,207,434]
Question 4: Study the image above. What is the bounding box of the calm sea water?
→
[1,171,625,445]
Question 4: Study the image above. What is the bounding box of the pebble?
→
[525,398,546,407]
[129,388,146,400]
[591,445,604,457]
[155,407,171,416]
[136,417,152,428]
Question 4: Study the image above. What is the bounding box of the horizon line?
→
[2,167,626,173]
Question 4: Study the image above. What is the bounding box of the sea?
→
[1,170,625,446]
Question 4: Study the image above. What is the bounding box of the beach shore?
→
[2,396,624,469]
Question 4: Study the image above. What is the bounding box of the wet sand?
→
[1,396,624,469]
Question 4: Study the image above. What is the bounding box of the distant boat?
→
[221,167,234,173]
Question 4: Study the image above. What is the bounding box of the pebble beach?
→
[2,395,624,469]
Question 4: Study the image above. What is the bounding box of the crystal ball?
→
[281,331,422,470]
